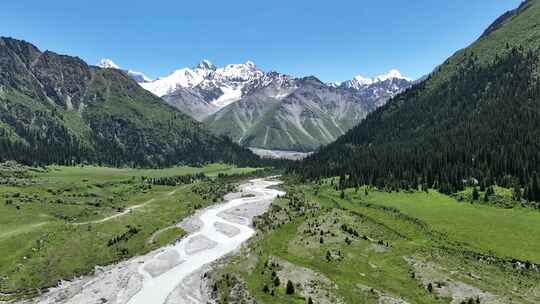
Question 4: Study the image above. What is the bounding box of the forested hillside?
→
[293,0,540,201]
[0,37,259,167]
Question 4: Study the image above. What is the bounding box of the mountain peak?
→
[127,70,152,83]
[195,59,216,70]
[97,58,120,69]
[300,75,324,85]
[373,69,411,82]
[342,69,412,89]
[352,75,375,86]
[96,58,152,83]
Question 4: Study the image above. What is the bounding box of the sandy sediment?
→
[217,197,274,226]
[214,222,241,237]
[143,250,185,278]
[14,256,145,304]
[164,267,211,304]
[185,235,218,255]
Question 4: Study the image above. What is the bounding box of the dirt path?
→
[0,222,49,239]
[72,187,180,226]
[73,198,155,225]
[144,189,183,243]
[146,225,177,244]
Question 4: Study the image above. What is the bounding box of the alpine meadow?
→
[1,1,540,304]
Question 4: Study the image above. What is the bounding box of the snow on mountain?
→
[200,61,264,108]
[340,69,412,90]
[352,75,375,87]
[212,86,244,108]
[96,58,152,83]
[127,70,152,83]
[212,61,262,83]
[374,69,412,82]
[328,82,341,88]
[140,61,216,97]
[97,58,121,69]
[141,60,264,109]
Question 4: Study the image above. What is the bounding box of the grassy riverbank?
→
[209,178,540,304]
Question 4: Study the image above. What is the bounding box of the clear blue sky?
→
[1,0,523,81]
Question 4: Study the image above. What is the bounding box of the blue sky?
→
[1,0,522,81]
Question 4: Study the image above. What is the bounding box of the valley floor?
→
[248,148,312,161]
[0,163,259,301]
[3,166,540,304]
[207,178,540,304]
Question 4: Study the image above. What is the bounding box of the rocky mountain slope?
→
[0,38,260,167]
[205,70,412,151]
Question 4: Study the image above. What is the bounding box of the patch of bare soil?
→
[356,283,410,304]
[405,255,507,304]
[272,256,345,304]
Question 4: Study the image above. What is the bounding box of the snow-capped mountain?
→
[136,60,267,120]
[337,69,412,90]
[119,58,413,150]
[333,69,414,107]
[205,75,377,152]
[140,60,216,97]
[96,58,152,83]
[205,69,414,151]
[126,70,152,83]
[195,61,264,108]
[97,58,120,69]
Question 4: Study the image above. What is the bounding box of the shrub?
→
[273,276,280,287]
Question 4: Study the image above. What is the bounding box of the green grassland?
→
[210,179,540,304]
[356,187,540,263]
[0,162,258,300]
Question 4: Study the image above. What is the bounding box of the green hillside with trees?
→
[293,0,540,204]
[0,37,259,168]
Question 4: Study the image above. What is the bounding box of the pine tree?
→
[273,276,280,287]
[472,187,480,201]
[533,173,540,201]
[512,183,522,201]
[483,188,490,202]
[286,280,295,295]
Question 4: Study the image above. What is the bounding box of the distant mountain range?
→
[100,59,413,151]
